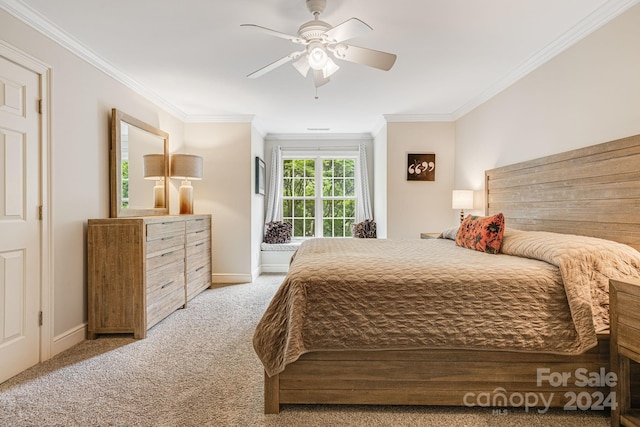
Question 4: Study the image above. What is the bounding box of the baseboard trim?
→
[261,263,290,273]
[53,323,86,356]
[211,273,254,285]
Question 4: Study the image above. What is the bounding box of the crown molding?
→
[452,0,640,119]
[383,114,455,123]
[264,133,373,141]
[0,0,187,120]
[184,114,255,123]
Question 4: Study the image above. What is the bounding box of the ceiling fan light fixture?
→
[293,55,311,77]
[307,43,328,70]
[322,57,340,78]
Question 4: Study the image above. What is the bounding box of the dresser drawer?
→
[147,258,185,295]
[147,221,185,241]
[147,246,184,271]
[186,217,210,234]
[187,266,211,300]
[146,233,185,256]
[187,238,210,263]
[147,287,185,328]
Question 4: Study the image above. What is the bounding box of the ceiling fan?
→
[241,0,397,95]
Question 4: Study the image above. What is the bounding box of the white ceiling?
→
[3,0,637,135]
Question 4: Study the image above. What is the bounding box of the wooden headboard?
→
[485,134,640,251]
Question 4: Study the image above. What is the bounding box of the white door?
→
[0,55,41,383]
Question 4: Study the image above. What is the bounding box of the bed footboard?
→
[264,336,615,414]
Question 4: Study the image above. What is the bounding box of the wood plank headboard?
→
[485,134,640,251]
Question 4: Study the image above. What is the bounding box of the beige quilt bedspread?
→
[253,230,640,377]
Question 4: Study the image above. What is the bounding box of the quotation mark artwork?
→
[407,153,436,181]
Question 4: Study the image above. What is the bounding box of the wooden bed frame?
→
[263,134,640,414]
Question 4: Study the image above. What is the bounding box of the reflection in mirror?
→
[110,109,169,217]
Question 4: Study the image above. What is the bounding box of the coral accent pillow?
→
[455,213,505,254]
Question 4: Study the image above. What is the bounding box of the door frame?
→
[0,40,53,362]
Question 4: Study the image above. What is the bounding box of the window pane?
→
[305,178,315,196]
[305,200,315,217]
[283,178,292,197]
[344,199,355,218]
[293,178,305,196]
[323,160,333,177]
[304,219,315,237]
[323,219,332,236]
[345,178,355,196]
[335,200,344,217]
[322,178,332,197]
[334,179,345,197]
[305,160,315,177]
[293,160,305,177]
[345,159,355,178]
[333,159,344,177]
[323,200,332,217]
[283,199,293,217]
[283,160,292,178]
[294,200,304,217]
[334,219,345,237]
[293,219,304,237]
[345,219,354,237]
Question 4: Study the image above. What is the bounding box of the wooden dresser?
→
[87,214,212,339]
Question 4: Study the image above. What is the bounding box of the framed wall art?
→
[407,153,436,181]
[255,156,266,195]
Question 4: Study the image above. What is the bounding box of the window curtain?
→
[264,145,283,223]
[355,143,373,222]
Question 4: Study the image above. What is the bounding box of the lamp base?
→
[153,180,165,208]
[179,180,193,215]
[459,209,465,224]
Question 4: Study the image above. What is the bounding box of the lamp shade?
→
[452,190,474,210]
[170,154,203,180]
[143,154,165,179]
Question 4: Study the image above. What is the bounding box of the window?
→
[282,156,356,238]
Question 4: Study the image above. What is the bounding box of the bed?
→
[254,133,640,414]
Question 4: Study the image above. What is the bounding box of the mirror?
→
[110,108,170,217]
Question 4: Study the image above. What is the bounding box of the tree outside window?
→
[282,157,356,238]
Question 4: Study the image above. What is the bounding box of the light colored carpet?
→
[0,273,610,426]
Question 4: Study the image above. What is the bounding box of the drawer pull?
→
[196,266,204,272]
[196,242,204,247]
[161,280,174,289]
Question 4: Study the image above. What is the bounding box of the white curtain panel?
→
[355,143,373,222]
[265,145,283,223]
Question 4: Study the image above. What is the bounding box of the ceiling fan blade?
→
[323,18,372,43]
[335,44,397,71]
[240,24,305,44]
[313,70,330,88]
[247,52,303,79]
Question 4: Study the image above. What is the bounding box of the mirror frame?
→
[110,108,170,217]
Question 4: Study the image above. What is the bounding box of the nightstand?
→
[420,232,440,239]
[610,278,640,426]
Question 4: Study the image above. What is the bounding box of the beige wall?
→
[386,122,456,239]
[0,9,186,350]
[183,122,254,283]
[373,126,388,237]
[455,3,640,194]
